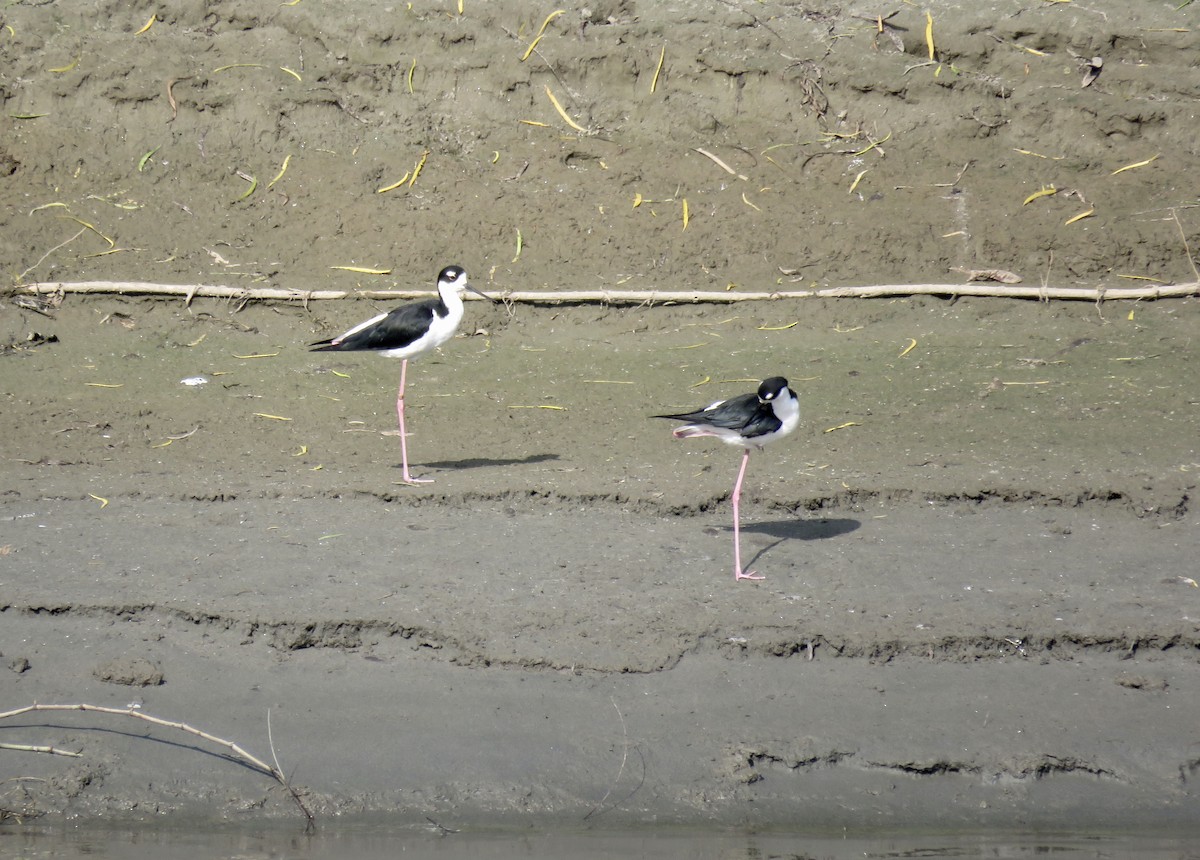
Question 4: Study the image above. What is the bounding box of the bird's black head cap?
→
[758,376,790,401]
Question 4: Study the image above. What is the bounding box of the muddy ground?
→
[2,0,1200,833]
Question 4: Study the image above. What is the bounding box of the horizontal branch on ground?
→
[0,741,81,757]
[11,279,1200,304]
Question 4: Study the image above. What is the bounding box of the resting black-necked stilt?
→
[656,377,800,582]
[310,265,490,484]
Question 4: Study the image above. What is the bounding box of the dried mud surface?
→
[2,0,1200,833]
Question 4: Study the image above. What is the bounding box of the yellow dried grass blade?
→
[1022,185,1057,205]
[235,172,257,201]
[1064,208,1094,225]
[268,154,291,188]
[376,172,411,193]
[135,14,156,35]
[1110,154,1159,175]
[544,85,587,133]
[925,12,935,60]
[330,266,392,275]
[49,56,80,73]
[60,215,114,247]
[1014,148,1064,160]
[409,150,429,187]
[851,132,891,156]
[522,10,565,61]
[1012,42,1047,56]
[651,45,666,93]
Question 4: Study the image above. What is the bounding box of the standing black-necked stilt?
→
[656,376,800,582]
[310,265,490,484]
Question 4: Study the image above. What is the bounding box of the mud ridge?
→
[8,603,1200,676]
[31,485,1185,522]
[719,631,1200,665]
[731,745,1122,783]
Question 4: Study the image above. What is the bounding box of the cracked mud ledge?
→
[6,595,1200,672]
[2,0,1199,834]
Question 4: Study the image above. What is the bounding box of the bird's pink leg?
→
[731,448,763,581]
[396,359,432,484]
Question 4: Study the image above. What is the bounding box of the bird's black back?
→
[656,378,795,440]
[657,391,763,431]
[310,297,445,352]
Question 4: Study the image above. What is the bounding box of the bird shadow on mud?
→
[738,517,860,542]
[417,453,560,471]
[737,517,860,572]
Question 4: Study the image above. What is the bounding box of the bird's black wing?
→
[736,401,785,440]
[311,298,441,352]
[655,391,762,430]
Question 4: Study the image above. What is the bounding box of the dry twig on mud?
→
[17,227,88,282]
[11,279,1200,305]
[583,698,645,820]
[0,703,314,828]
[1171,209,1200,283]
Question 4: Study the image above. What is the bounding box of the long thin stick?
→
[0,703,278,776]
[0,703,314,825]
[0,741,82,758]
[12,280,1200,304]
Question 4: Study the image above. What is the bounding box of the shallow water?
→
[7,826,1200,860]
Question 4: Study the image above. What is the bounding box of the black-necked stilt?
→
[310,265,490,484]
[656,376,800,582]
